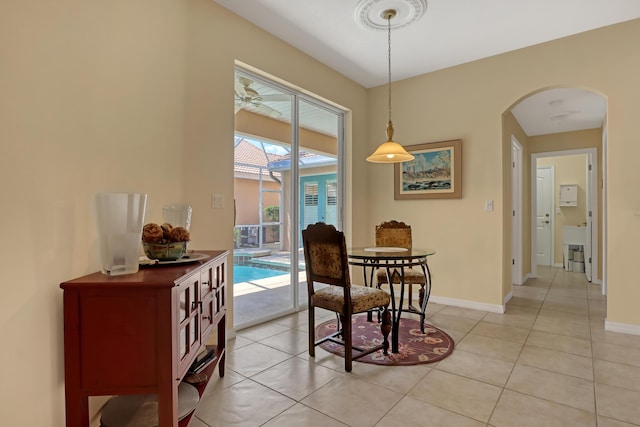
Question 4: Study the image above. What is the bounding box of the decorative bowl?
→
[142,241,188,261]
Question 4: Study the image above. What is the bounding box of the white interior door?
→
[585,156,593,281]
[536,167,553,266]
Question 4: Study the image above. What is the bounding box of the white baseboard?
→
[605,320,640,336]
[513,273,530,286]
[503,290,513,306]
[429,295,505,314]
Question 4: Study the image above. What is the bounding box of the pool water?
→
[233,265,288,283]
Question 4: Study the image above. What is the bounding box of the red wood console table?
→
[60,250,228,427]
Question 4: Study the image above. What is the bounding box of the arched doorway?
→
[503,87,607,293]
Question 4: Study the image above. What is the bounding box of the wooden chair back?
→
[375,220,412,249]
[302,222,351,290]
[302,222,392,372]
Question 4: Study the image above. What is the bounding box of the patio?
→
[233,249,308,328]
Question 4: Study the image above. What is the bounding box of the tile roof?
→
[234,139,285,176]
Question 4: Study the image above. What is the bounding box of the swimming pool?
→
[233,265,288,283]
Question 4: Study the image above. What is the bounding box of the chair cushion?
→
[307,242,342,280]
[376,267,425,285]
[312,284,390,314]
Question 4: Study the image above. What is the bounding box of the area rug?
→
[316,313,454,366]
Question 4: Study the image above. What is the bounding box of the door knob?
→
[544,220,550,224]
[545,213,550,217]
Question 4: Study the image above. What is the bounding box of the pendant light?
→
[366,9,415,163]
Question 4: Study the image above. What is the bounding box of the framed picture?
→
[394,139,462,200]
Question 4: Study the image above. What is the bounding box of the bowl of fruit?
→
[141,223,191,261]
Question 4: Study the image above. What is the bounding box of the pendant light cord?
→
[387,14,392,124]
[366,8,415,163]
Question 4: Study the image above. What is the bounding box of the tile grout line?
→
[484,268,554,425]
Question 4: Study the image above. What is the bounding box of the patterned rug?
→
[316,313,455,366]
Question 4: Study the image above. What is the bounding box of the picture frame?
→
[394,139,462,200]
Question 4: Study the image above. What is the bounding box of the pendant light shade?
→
[366,8,414,164]
[366,121,414,163]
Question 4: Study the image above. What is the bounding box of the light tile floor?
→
[190,266,640,426]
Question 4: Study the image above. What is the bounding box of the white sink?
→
[562,226,585,245]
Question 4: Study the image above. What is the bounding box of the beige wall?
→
[0,1,367,425]
[364,20,640,320]
[1,0,188,424]
[2,0,640,424]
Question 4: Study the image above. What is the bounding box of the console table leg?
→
[219,353,226,377]
[157,383,178,427]
[218,314,226,377]
[64,393,89,427]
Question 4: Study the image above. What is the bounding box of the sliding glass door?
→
[233,68,343,329]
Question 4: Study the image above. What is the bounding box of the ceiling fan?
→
[234,76,289,118]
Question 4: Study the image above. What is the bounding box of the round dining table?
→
[347,247,436,354]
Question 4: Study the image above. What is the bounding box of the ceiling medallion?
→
[355,0,427,30]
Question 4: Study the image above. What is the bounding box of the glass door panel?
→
[298,99,340,306]
[233,69,342,328]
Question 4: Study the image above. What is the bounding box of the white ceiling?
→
[222,0,635,135]
[511,88,607,136]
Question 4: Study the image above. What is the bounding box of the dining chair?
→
[302,222,392,372]
[375,220,428,313]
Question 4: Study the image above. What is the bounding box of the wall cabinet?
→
[60,250,228,427]
[560,184,578,206]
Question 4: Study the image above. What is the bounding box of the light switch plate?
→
[485,199,493,211]
[211,194,224,209]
